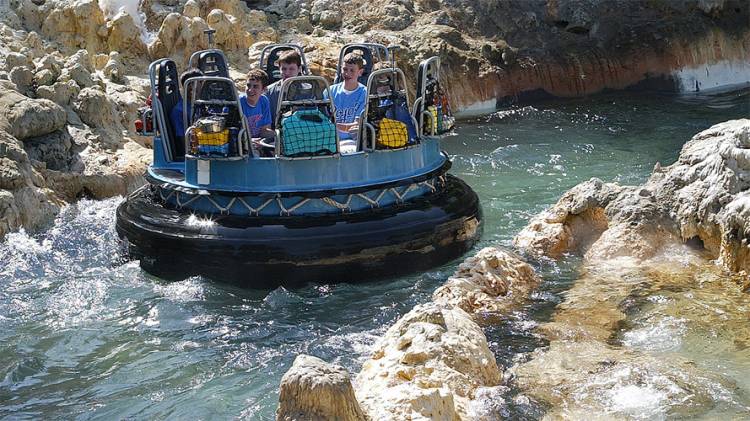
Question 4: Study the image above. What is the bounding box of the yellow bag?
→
[195,128,229,146]
[377,118,408,148]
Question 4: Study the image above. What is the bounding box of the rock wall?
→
[514,118,750,273]
[252,0,750,114]
[275,247,541,420]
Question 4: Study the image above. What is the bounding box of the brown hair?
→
[246,68,268,87]
[372,61,392,71]
[276,50,302,67]
[343,52,364,69]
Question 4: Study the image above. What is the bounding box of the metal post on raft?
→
[387,45,400,69]
[204,28,216,49]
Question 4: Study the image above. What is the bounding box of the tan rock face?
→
[276,355,365,421]
[355,303,501,420]
[0,86,67,141]
[41,0,107,52]
[433,247,541,315]
[275,247,540,420]
[514,119,750,274]
[106,11,147,55]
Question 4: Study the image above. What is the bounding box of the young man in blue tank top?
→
[326,53,367,152]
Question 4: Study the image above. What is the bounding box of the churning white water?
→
[98,0,155,44]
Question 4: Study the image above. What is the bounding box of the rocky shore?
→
[276,119,750,419]
[277,247,540,420]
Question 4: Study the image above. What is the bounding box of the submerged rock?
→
[515,119,750,274]
[276,355,365,421]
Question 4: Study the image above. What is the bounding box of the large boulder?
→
[355,303,501,419]
[40,0,107,52]
[0,86,67,140]
[3,52,32,70]
[36,80,81,106]
[106,11,147,55]
[276,355,365,421]
[147,13,209,60]
[72,87,121,132]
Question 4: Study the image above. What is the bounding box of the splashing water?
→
[98,0,155,44]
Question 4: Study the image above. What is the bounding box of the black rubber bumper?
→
[116,175,482,288]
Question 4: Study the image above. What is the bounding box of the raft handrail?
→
[275,75,340,159]
[182,75,252,159]
[413,56,441,136]
[360,67,412,151]
[148,58,176,162]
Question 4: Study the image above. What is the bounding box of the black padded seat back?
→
[334,46,374,86]
[264,46,307,84]
[156,60,183,159]
[197,51,229,78]
[200,80,234,102]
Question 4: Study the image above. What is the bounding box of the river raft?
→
[116,42,482,287]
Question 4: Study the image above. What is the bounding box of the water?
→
[1,89,748,419]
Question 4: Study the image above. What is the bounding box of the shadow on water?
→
[0,88,748,419]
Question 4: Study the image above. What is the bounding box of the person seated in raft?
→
[170,68,204,144]
[239,68,275,156]
[265,50,304,128]
[325,52,367,153]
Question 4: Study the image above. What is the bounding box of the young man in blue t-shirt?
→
[327,52,367,152]
[239,69,273,138]
[239,69,274,156]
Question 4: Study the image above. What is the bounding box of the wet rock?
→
[545,0,596,34]
[355,302,501,419]
[433,247,541,315]
[276,354,365,421]
[24,129,74,171]
[516,121,750,270]
[514,178,619,258]
[0,86,67,140]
